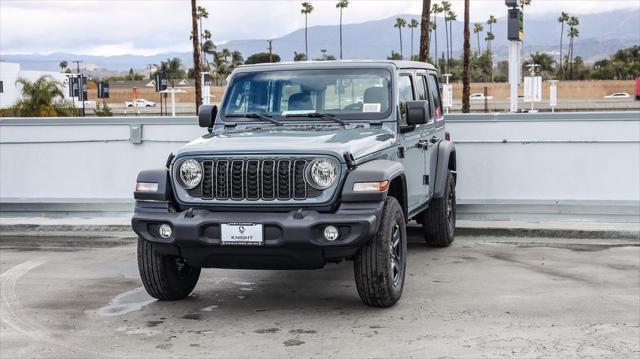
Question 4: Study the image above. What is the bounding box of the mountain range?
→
[2,9,638,75]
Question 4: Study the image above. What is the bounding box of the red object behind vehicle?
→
[636,78,640,101]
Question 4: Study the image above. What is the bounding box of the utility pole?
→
[267,40,273,63]
[72,60,82,74]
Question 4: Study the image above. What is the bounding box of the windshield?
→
[221,68,392,120]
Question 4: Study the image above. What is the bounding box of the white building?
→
[0,62,70,108]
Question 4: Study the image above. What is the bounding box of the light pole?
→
[506,0,523,113]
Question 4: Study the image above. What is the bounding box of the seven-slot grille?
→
[192,158,319,201]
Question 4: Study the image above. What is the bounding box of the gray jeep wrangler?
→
[132,60,457,307]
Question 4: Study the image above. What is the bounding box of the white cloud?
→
[1,0,637,55]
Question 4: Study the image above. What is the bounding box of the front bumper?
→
[132,201,384,269]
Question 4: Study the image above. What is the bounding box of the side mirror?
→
[405,100,429,126]
[198,105,218,130]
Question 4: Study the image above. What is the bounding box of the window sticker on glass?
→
[363,103,381,112]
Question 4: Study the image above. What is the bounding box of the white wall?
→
[0,62,70,108]
[1,113,639,221]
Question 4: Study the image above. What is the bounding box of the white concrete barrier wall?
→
[1,112,639,221]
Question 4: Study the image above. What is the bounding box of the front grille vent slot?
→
[197,158,316,201]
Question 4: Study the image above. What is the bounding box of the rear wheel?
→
[354,196,407,307]
[137,238,200,300]
[421,171,456,247]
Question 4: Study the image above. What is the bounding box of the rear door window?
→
[427,74,443,120]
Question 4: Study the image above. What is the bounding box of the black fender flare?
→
[134,169,174,202]
[433,141,456,199]
[341,159,406,205]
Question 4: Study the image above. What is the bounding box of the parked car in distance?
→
[604,92,631,99]
[125,99,156,107]
[132,60,457,308]
[470,93,494,100]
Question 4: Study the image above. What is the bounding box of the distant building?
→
[0,62,70,108]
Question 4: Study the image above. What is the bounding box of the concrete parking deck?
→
[1,232,638,358]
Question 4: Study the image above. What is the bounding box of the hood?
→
[176,125,396,161]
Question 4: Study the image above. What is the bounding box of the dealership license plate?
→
[221,223,263,246]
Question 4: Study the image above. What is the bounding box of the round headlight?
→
[306,159,338,190]
[178,159,202,189]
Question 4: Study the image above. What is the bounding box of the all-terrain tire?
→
[137,238,201,300]
[422,171,456,247]
[354,196,407,307]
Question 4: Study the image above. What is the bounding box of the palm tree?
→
[486,15,497,53]
[558,12,569,79]
[394,18,407,60]
[301,2,314,60]
[159,57,187,80]
[191,0,202,109]
[462,0,471,113]
[429,22,437,61]
[441,1,452,68]
[196,6,209,66]
[12,76,73,117]
[486,15,497,81]
[419,0,432,62]
[59,61,68,72]
[567,16,580,80]
[446,10,457,66]
[431,3,443,67]
[321,48,327,60]
[336,0,349,59]
[473,23,483,54]
[408,19,419,60]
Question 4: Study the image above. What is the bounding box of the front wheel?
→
[354,196,407,307]
[421,171,456,247]
[137,238,201,300]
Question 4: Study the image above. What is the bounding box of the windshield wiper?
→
[226,113,283,126]
[285,112,347,126]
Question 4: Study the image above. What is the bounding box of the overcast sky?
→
[1,0,637,56]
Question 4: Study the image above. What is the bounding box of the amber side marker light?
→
[352,180,390,192]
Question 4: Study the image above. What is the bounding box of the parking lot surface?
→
[1,231,638,358]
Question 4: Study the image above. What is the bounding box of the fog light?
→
[158,224,172,239]
[324,225,339,241]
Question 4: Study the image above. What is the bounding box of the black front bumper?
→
[132,202,384,269]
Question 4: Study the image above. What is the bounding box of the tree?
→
[446,9,457,70]
[191,0,202,110]
[557,12,569,79]
[12,76,74,117]
[336,0,349,59]
[419,0,432,63]
[567,16,580,80]
[431,3,443,67]
[473,23,483,54]
[387,51,403,60]
[321,48,327,60]
[245,52,281,64]
[293,52,306,61]
[159,57,186,79]
[394,18,407,59]
[462,0,470,113]
[524,52,556,79]
[441,1,452,69]
[486,15,497,81]
[301,2,314,60]
[59,61,68,72]
[408,19,419,61]
[196,6,209,66]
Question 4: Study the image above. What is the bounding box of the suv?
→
[132,61,457,307]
